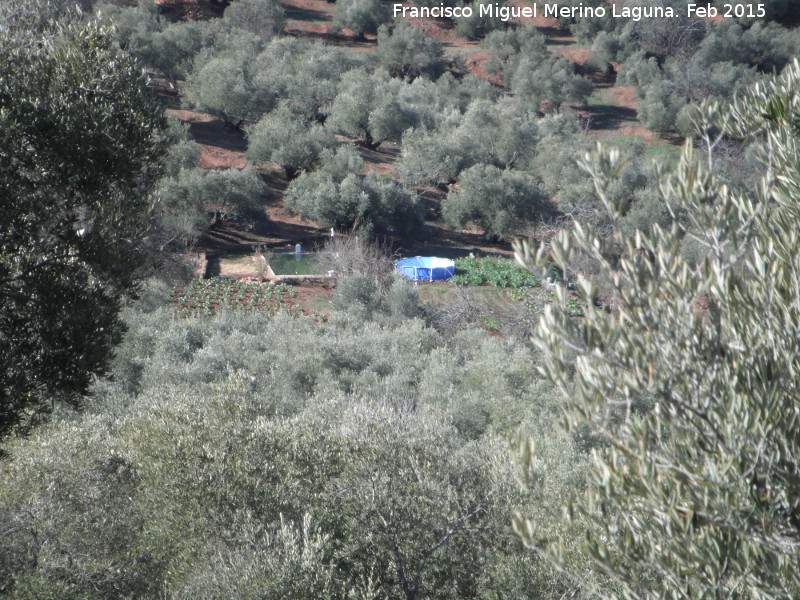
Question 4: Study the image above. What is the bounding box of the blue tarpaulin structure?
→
[395,257,455,281]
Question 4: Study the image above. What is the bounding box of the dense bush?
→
[331,0,391,39]
[482,25,548,84]
[183,32,273,127]
[527,134,661,235]
[222,0,286,43]
[285,161,424,240]
[0,276,591,598]
[695,19,800,73]
[374,22,446,80]
[443,164,549,240]
[325,68,426,148]
[255,39,358,122]
[246,105,336,178]
[510,54,593,112]
[398,99,541,184]
[0,2,167,451]
[514,59,800,600]
[632,56,759,134]
[159,166,268,227]
[454,0,509,40]
[451,257,541,289]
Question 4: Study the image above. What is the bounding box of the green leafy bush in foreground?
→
[514,62,800,599]
[451,257,540,289]
[0,294,595,599]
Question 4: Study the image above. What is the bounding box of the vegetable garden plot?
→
[171,278,303,318]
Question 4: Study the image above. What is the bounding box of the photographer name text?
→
[392,3,767,22]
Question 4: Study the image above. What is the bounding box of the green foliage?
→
[255,38,358,122]
[510,54,593,112]
[374,22,445,80]
[398,99,541,184]
[696,20,800,73]
[0,287,582,598]
[326,68,443,150]
[443,164,549,240]
[639,56,758,134]
[514,61,800,599]
[331,0,390,39]
[385,277,423,321]
[246,105,336,178]
[528,132,661,235]
[161,116,202,177]
[96,0,209,84]
[0,10,166,450]
[285,155,424,239]
[172,278,302,318]
[453,0,509,40]
[451,257,541,289]
[629,1,706,59]
[150,118,206,249]
[433,72,502,112]
[330,273,384,318]
[481,25,547,84]
[183,31,274,127]
[563,0,623,42]
[710,0,800,25]
[283,149,364,227]
[222,0,286,44]
[159,166,268,228]
[327,68,399,148]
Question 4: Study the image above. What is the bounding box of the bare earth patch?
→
[167,109,249,169]
[605,85,638,110]
[557,46,593,65]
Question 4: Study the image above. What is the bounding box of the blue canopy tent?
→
[395,257,455,281]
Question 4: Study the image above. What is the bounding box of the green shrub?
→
[374,22,445,80]
[450,257,541,289]
[443,165,549,240]
[246,105,336,178]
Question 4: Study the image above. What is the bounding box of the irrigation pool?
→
[266,251,318,276]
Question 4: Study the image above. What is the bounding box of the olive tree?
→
[454,0,509,40]
[222,0,285,43]
[510,55,593,112]
[326,68,391,148]
[183,32,274,127]
[246,105,336,178]
[326,68,425,149]
[444,164,549,240]
[285,148,424,239]
[331,0,390,40]
[97,0,208,86]
[151,118,206,249]
[374,22,446,80]
[696,20,800,73]
[481,25,548,84]
[513,61,800,599]
[254,39,356,123]
[0,8,166,451]
[159,166,268,229]
[398,99,541,185]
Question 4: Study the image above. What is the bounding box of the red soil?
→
[163,0,680,273]
[168,109,249,169]
[557,46,593,65]
[605,86,639,110]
